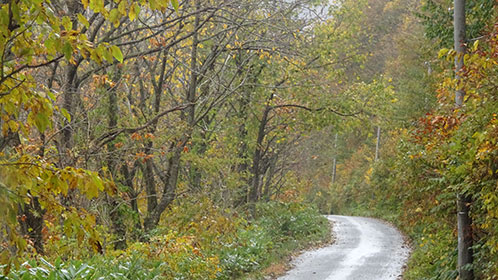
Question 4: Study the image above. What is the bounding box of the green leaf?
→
[62,42,73,60]
[110,45,123,63]
[61,108,71,122]
[117,1,126,15]
[77,13,90,29]
[51,175,68,196]
[171,0,179,11]
[34,112,50,133]
[47,91,56,101]
[84,180,98,199]
[109,8,120,27]
[149,0,158,10]
[62,16,73,31]
[10,0,20,22]
[129,3,140,21]
[0,9,9,29]
[91,173,104,191]
[44,36,56,54]
[103,47,113,62]
[90,0,105,13]
[8,207,17,224]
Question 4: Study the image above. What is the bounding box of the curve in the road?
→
[278,215,410,280]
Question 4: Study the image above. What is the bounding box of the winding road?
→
[278,215,410,280]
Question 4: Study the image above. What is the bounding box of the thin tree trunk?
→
[143,147,182,232]
[375,126,381,162]
[454,0,466,107]
[332,133,338,184]
[60,63,78,167]
[233,65,264,206]
[143,143,158,214]
[249,106,270,203]
[141,48,169,233]
[263,155,277,201]
[143,3,201,231]
[454,0,474,278]
[18,197,45,254]
[186,6,201,189]
[457,194,473,279]
[106,67,127,250]
[186,0,199,127]
[120,162,142,236]
[60,0,81,168]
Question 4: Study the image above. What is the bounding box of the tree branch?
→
[94,103,193,148]
[269,104,361,117]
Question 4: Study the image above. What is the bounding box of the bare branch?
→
[94,103,193,148]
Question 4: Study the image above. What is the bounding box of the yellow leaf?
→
[438,48,449,58]
[472,40,479,51]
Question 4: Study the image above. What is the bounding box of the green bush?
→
[215,201,329,279]
[216,225,273,279]
[255,201,329,243]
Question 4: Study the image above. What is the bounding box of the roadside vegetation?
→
[2,201,329,279]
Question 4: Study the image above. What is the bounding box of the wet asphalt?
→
[277,215,410,280]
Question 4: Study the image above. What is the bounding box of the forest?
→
[0,0,497,279]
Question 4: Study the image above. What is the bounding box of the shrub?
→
[2,200,329,280]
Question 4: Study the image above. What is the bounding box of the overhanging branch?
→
[269,104,361,117]
[94,103,193,148]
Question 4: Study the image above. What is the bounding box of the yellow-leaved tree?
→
[0,0,177,270]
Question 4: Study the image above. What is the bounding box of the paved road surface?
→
[278,215,410,280]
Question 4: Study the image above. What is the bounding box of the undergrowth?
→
[1,201,330,280]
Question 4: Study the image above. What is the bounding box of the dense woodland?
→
[0,0,497,279]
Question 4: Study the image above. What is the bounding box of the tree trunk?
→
[143,147,182,232]
[262,154,277,201]
[454,0,474,278]
[143,143,158,214]
[233,65,264,206]
[331,133,338,183]
[374,126,381,162]
[186,3,200,190]
[457,194,473,279]
[249,106,270,203]
[60,0,81,168]
[106,67,127,250]
[454,0,466,107]
[18,197,45,254]
[60,63,78,167]
[120,162,142,237]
